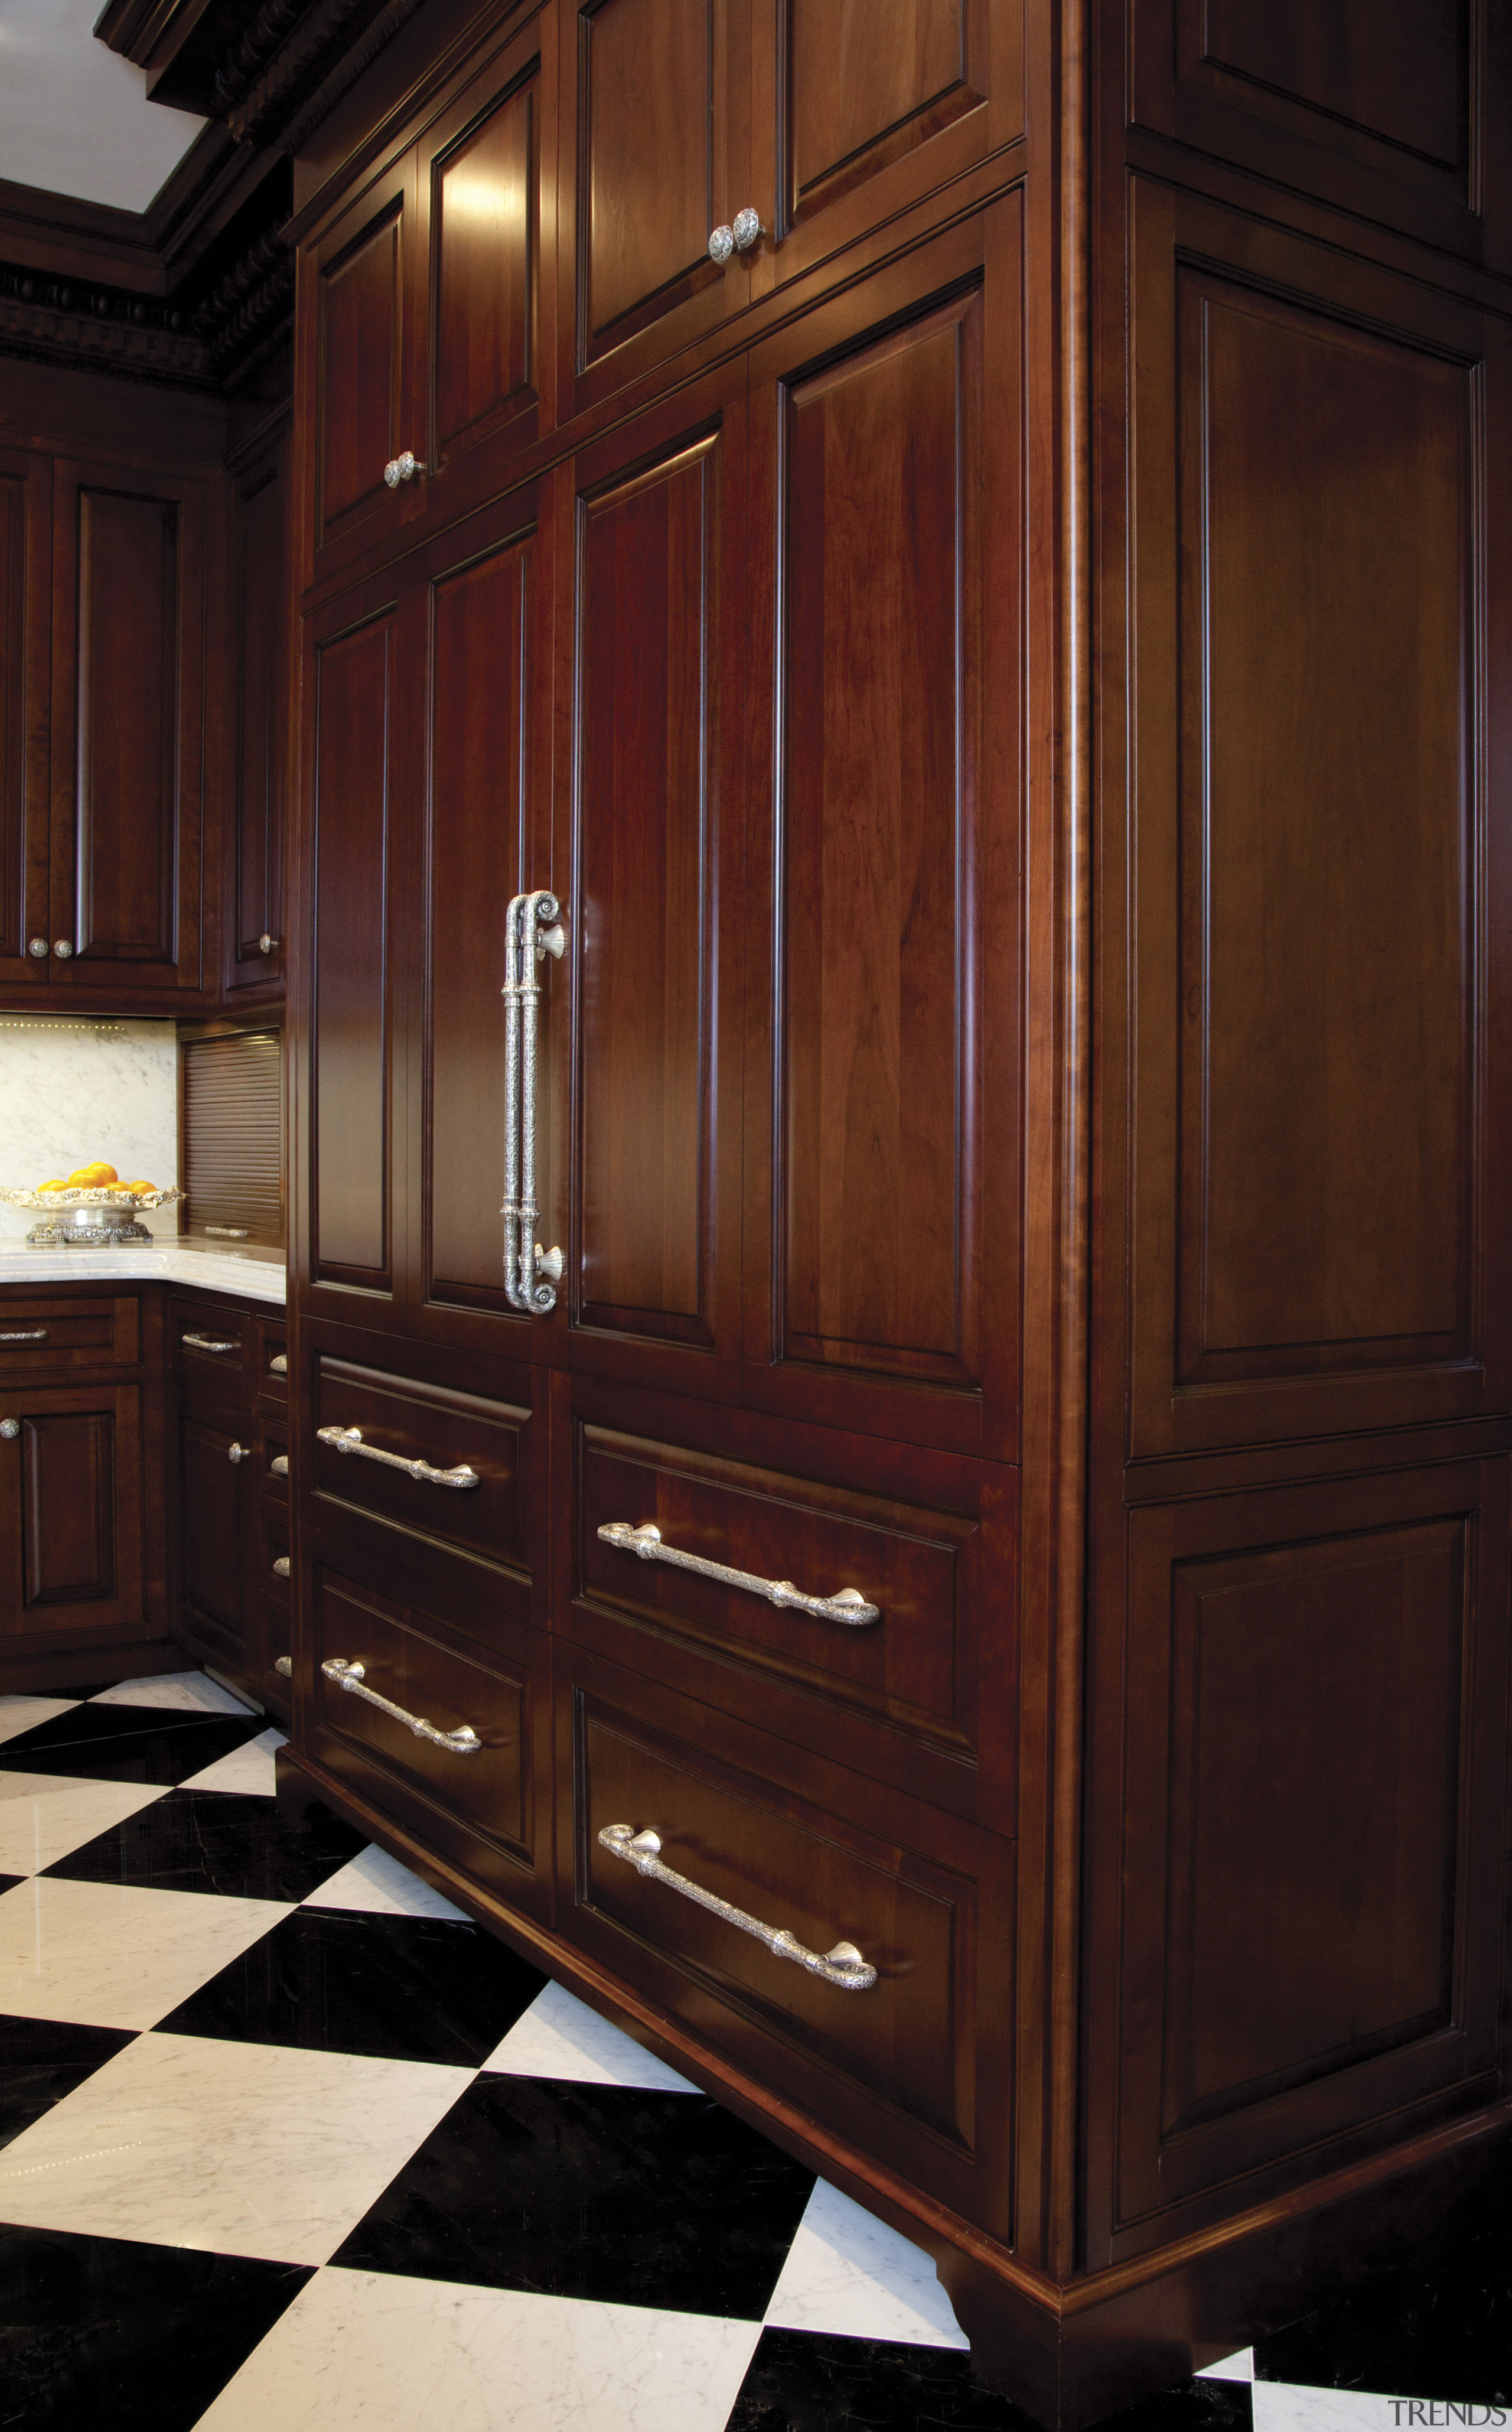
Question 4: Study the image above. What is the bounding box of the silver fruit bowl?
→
[0,1184,185,1245]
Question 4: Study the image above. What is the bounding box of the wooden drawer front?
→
[579,1426,980,1759]
[258,1317,288,1401]
[575,1689,977,2153]
[312,1357,527,1571]
[309,1555,545,1915]
[0,1296,139,1375]
[172,1299,251,1405]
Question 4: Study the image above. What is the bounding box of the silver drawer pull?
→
[269,1453,289,1477]
[0,1329,48,1342]
[322,1656,482,1755]
[598,1824,876,1991]
[183,1332,238,1353]
[268,1353,288,1376]
[275,1655,292,1676]
[204,1226,250,1239]
[272,1555,291,1579]
[597,1522,879,1626]
[317,1422,479,1490]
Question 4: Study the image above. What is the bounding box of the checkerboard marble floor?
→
[1,1672,1507,2430]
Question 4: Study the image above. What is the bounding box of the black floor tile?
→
[156,1904,546,2064]
[0,1705,265,1785]
[333,2073,816,2317]
[1254,2166,1512,2404]
[41,1786,366,1902]
[726,2331,1256,2432]
[0,2221,311,2432]
[0,1872,22,1897]
[0,2016,138,2151]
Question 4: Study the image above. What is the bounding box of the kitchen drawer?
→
[563,1649,1012,2226]
[171,1298,252,1409]
[257,1316,288,1403]
[308,1544,549,1918]
[311,1356,530,1574]
[0,1295,139,1375]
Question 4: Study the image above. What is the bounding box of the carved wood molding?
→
[227,0,428,147]
[0,279,211,388]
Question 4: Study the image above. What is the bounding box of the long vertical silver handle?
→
[501,888,565,1314]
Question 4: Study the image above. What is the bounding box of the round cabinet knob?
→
[383,450,418,489]
[228,1441,248,1465]
[258,933,278,955]
[708,208,764,263]
[53,940,73,959]
[27,937,48,958]
[0,1418,18,1440]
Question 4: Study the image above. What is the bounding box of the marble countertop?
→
[0,1241,287,1306]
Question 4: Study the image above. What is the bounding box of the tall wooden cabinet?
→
[278,2,1512,2424]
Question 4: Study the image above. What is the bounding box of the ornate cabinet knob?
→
[708,207,764,265]
[383,450,418,488]
[53,940,73,958]
[0,1420,18,1440]
[258,933,278,954]
[28,938,47,958]
[228,1441,248,1464]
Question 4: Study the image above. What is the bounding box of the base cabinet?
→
[168,1288,291,1719]
[0,1382,145,1646]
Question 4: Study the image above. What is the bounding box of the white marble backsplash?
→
[0,1016,179,1240]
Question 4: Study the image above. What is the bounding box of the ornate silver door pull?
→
[183,1332,238,1353]
[322,1656,482,1754]
[596,1521,879,1626]
[317,1422,479,1489]
[0,1329,48,1342]
[598,1824,876,1990]
[501,889,564,1313]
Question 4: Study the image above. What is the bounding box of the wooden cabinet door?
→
[540,355,749,1391]
[403,482,553,1351]
[741,211,1024,1461]
[0,1384,145,1643]
[178,1410,252,1673]
[224,431,289,1000]
[301,151,421,592]
[746,0,1024,307]
[301,568,412,1330]
[557,0,752,419]
[0,445,50,991]
[412,12,553,527]
[47,461,207,995]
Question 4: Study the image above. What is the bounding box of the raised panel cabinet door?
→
[1086,1460,1511,2257]
[414,13,552,520]
[558,0,751,418]
[0,1385,144,1642]
[302,575,410,1322]
[1125,185,1512,1455]
[745,0,1024,303]
[0,446,50,988]
[301,151,421,590]
[225,435,289,997]
[47,463,207,993]
[742,210,1023,1460]
[405,484,552,1347]
[545,357,748,1385]
[178,1411,250,1669]
[1129,0,1512,271]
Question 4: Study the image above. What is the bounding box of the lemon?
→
[66,1161,118,1186]
[37,1180,66,1193]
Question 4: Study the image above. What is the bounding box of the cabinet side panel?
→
[311,613,395,1284]
[778,290,982,1386]
[75,489,178,962]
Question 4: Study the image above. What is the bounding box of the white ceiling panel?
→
[0,0,206,214]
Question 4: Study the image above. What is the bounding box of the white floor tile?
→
[0,1696,80,1748]
[180,1727,287,1796]
[302,1842,470,1923]
[762,2177,968,2349]
[88,1671,255,1716]
[0,1772,168,1876]
[0,1875,291,2030]
[1200,2348,1257,2384]
[0,2033,474,2266]
[194,2267,764,2431]
[1253,2384,1400,2431]
[481,1978,699,2092]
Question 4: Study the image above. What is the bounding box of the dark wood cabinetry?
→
[274,0,1512,2423]
[168,1287,294,1718]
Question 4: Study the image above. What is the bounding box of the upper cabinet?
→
[301,12,551,592]
[558,0,1024,418]
[224,428,290,1000]
[0,446,51,994]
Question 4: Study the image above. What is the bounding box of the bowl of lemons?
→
[1,1164,185,1245]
